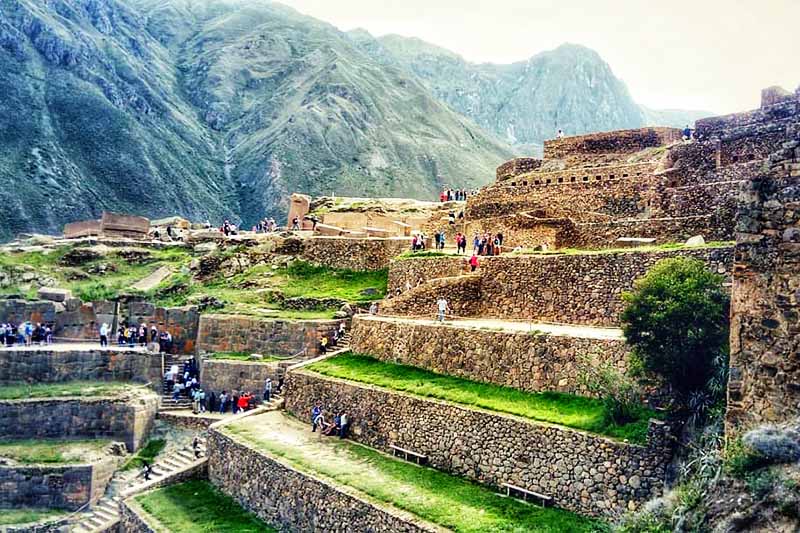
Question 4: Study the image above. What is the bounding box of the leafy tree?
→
[621,257,729,396]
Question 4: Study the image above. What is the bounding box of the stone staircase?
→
[160,353,195,411]
[69,436,208,533]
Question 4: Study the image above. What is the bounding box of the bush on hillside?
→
[577,355,642,425]
[621,257,729,397]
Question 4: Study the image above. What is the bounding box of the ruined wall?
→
[0,393,158,452]
[569,214,734,249]
[388,257,469,292]
[0,349,162,386]
[0,298,57,326]
[200,359,283,397]
[299,236,409,271]
[385,247,733,326]
[196,314,339,357]
[207,428,439,532]
[496,158,543,181]
[727,135,800,429]
[350,316,630,395]
[543,127,681,163]
[285,371,672,517]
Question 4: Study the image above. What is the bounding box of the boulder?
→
[685,235,706,246]
[37,287,73,303]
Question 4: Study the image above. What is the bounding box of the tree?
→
[621,257,729,396]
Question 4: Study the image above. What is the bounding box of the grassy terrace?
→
[0,438,111,464]
[0,508,64,526]
[135,479,274,532]
[207,352,282,362]
[307,353,658,444]
[0,381,136,400]
[227,411,606,532]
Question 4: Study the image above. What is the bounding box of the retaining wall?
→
[207,427,440,532]
[285,371,672,517]
[200,359,283,398]
[0,393,158,452]
[300,236,409,271]
[350,316,630,395]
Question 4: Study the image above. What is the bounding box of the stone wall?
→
[349,316,630,395]
[207,427,440,532]
[388,257,469,293]
[0,456,119,511]
[569,214,734,249]
[120,498,157,533]
[384,247,733,326]
[0,298,57,326]
[0,393,158,452]
[727,133,800,429]
[197,314,339,357]
[300,236,409,271]
[543,127,681,162]
[285,371,673,517]
[496,158,543,181]
[200,359,283,397]
[0,349,162,387]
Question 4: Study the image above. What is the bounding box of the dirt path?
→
[130,266,172,292]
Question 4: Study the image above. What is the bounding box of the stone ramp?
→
[130,266,172,292]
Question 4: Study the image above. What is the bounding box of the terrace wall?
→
[200,359,283,398]
[0,456,119,511]
[0,393,158,452]
[350,316,630,395]
[542,127,682,162]
[0,349,162,387]
[285,371,673,517]
[384,247,733,326]
[207,428,440,532]
[300,236,409,271]
[196,314,339,357]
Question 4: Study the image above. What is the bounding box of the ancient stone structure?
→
[0,349,163,387]
[200,359,284,398]
[300,236,410,271]
[350,316,630,395]
[285,370,672,517]
[727,121,800,430]
[0,456,120,511]
[64,212,150,240]
[197,314,339,357]
[0,393,158,452]
[383,247,733,326]
[287,193,313,230]
[207,427,441,532]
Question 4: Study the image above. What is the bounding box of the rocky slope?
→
[351,32,709,151]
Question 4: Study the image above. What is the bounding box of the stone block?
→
[37,287,73,303]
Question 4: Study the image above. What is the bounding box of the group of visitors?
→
[254,218,278,233]
[100,322,173,352]
[310,402,350,438]
[220,220,239,236]
[0,322,53,346]
[453,232,468,254]
[410,232,428,252]
[319,322,347,354]
[473,232,504,256]
[439,189,474,202]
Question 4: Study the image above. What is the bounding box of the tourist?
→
[311,403,322,432]
[232,390,240,414]
[142,460,152,481]
[469,254,479,272]
[192,388,200,414]
[448,211,456,226]
[263,377,273,403]
[44,325,53,345]
[23,322,33,346]
[338,321,346,339]
[683,125,693,141]
[208,391,217,413]
[291,216,300,230]
[99,323,109,347]
[436,296,449,322]
[320,335,328,354]
[556,128,564,139]
[493,234,502,255]
[150,324,158,344]
[192,435,201,459]
[165,368,174,394]
[276,375,285,395]
[219,391,228,414]
[172,380,183,402]
[138,324,147,347]
[339,412,349,439]
[369,302,378,315]
[238,393,250,412]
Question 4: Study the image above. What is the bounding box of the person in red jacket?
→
[469,254,479,272]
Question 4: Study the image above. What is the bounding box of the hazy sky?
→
[279,0,797,114]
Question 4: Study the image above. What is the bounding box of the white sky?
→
[278,0,798,114]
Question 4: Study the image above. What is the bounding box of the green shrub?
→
[724,437,767,478]
[577,355,643,426]
[621,257,729,396]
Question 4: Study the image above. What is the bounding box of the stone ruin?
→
[64,211,150,240]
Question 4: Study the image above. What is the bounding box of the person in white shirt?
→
[436,297,449,322]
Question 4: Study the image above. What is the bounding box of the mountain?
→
[349,32,707,150]
[0,0,514,239]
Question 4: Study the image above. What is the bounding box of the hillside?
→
[352,32,707,150]
[0,0,514,240]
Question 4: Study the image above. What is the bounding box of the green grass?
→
[0,438,111,464]
[206,351,283,362]
[135,479,274,532]
[0,381,135,400]
[308,353,657,444]
[0,508,64,526]
[122,438,166,471]
[228,424,606,533]
[279,262,387,301]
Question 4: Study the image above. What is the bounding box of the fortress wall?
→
[0,298,57,325]
[496,157,543,181]
[207,428,438,533]
[200,359,283,398]
[0,393,158,452]
[465,216,566,249]
[384,247,733,326]
[651,180,741,219]
[543,127,681,161]
[0,349,162,386]
[350,316,630,395]
[300,236,409,271]
[569,214,734,249]
[197,314,339,358]
[727,139,800,430]
[387,257,468,293]
[285,371,673,517]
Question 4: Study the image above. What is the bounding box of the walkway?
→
[0,342,150,352]
[361,314,623,340]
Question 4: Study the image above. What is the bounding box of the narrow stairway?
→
[160,353,195,411]
[69,496,121,533]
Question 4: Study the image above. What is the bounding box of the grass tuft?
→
[122,438,166,471]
